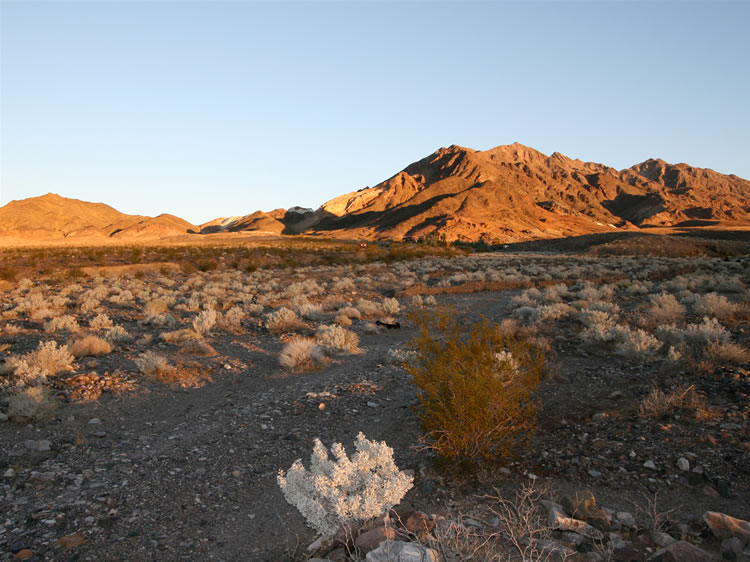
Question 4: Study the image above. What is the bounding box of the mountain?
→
[4,145,749,245]
[0,193,197,241]
[301,143,750,242]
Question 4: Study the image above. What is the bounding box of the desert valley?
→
[1,143,749,561]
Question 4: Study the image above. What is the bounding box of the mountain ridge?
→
[2,144,748,243]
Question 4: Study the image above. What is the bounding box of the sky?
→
[1,1,749,225]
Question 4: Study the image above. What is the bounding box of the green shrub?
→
[405,307,544,464]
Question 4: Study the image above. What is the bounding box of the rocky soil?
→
[1,258,749,561]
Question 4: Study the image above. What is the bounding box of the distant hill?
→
[0,193,197,241]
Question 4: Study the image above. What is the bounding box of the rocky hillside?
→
[0,193,197,241]
[305,143,750,242]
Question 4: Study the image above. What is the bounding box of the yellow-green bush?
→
[405,307,545,463]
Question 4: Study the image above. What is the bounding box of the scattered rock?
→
[643,460,656,470]
[703,511,750,542]
[55,534,87,549]
[677,457,690,471]
[649,540,716,561]
[366,540,439,562]
[548,503,605,540]
[617,512,637,528]
[355,526,397,554]
[23,439,51,452]
[650,531,676,548]
[720,537,744,559]
[561,490,616,531]
[14,549,33,560]
[0,412,8,422]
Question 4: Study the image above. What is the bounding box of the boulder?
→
[703,511,750,542]
[649,540,716,561]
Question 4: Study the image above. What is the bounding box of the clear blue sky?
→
[2,1,748,225]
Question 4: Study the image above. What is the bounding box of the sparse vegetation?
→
[406,307,545,464]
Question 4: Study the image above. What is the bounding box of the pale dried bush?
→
[535,303,576,322]
[144,298,169,319]
[693,292,737,320]
[79,297,101,314]
[44,315,80,333]
[356,299,381,318]
[647,292,685,325]
[217,306,245,332]
[2,323,22,336]
[89,313,114,331]
[542,283,570,303]
[69,335,112,358]
[331,277,356,292]
[7,385,59,423]
[334,314,352,326]
[578,310,618,343]
[6,341,75,385]
[106,325,132,343]
[298,303,325,321]
[192,307,217,336]
[134,351,171,376]
[676,317,731,346]
[704,341,750,365]
[315,324,360,354]
[382,297,400,316]
[161,328,201,343]
[423,295,437,306]
[277,433,413,535]
[612,325,662,359]
[243,302,265,316]
[278,337,326,371]
[337,306,361,320]
[265,307,303,333]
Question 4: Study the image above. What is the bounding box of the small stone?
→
[3,468,15,478]
[643,460,656,469]
[14,549,33,560]
[703,485,719,498]
[616,512,637,528]
[365,540,439,562]
[676,457,690,471]
[318,403,326,410]
[232,470,241,478]
[367,401,378,408]
[88,418,101,425]
[721,537,744,558]
[650,530,676,547]
[588,469,602,477]
[24,439,51,452]
[355,526,397,553]
[720,423,741,430]
[703,511,750,542]
[306,534,335,554]
[0,412,8,422]
[55,534,87,549]
[608,390,623,399]
[548,504,605,540]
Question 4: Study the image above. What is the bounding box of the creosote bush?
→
[279,338,327,371]
[69,335,113,358]
[406,307,545,464]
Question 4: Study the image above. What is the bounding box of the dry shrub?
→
[638,385,709,419]
[160,328,202,344]
[8,385,60,423]
[279,337,327,371]
[704,341,750,365]
[178,340,218,357]
[406,307,545,464]
[265,307,303,333]
[315,324,360,354]
[69,335,112,358]
[134,352,210,387]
